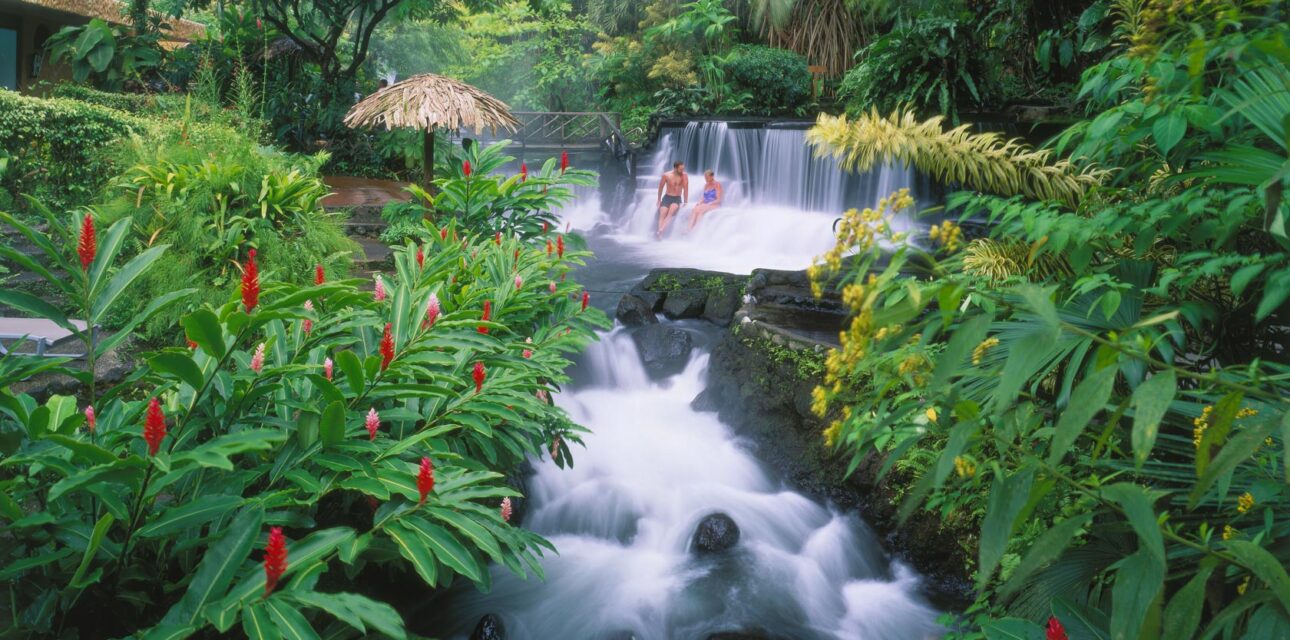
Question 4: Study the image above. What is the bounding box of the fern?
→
[807,110,1107,207]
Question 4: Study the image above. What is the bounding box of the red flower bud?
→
[241,249,260,313]
[186,337,197,350]
[520,162,528,182]
[542,222,548,234]
[379,323,394,371]
[143,397,166,456]
[557,235,565,259]
[263,526,287,597]
[513,248,520,262]
[314,263,325,285]
[417,456,435,503]
[1046,617,1068,640]
[581,290,589,311]
[546,240,553,256]
[495,231,502,245]
[560,149,569,174]
[77,213,96,271]
[365,408,380,441]
[472,361,485,393]
[84,405,96,433]
[416,245,424,268]
[256,17,263,30]
[478,301,491,334]
[440,227,449,241]
[463,160,472,177]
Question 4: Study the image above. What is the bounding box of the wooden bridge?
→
[505,112,633,155]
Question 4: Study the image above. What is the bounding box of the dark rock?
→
[471,614,505,640]
[706,633,779,640]
[702,286,742,326]
[631,324,692,378]
[662,288,708,319]
[690,388,718,412]
[690,512,740,554]
[616,294,658,327]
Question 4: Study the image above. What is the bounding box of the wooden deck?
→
[321,176,412,210]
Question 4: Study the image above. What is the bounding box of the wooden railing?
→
[509,112,632,155]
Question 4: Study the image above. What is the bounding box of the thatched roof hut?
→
[344,73,519,188]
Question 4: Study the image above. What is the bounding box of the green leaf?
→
[386,521,438,586]
[1225,540,1290,613]
[1102,483,1164,565]
[264,599,320,640]
[68,513,114,589]
[978,468,1034,589]
[999,513,1093,597]
[1048,361,1117,464]
[1190,417,1277,507]
[982,618,1046,640]
[1130,369,1175,467]
[241,602,282,640]
[1152,112,1187,155]
[1161,558,1216,640]
[1110,550,1164,640]
[991,328,1059,413]
[149,352,205,390]
[320,401,346,446]
[48,457,146,502]
[930,312,993,389]
[337,350,365,395]
[138,495,244,539]
[1053,598,1110,640]
[0,290,78,334]
[92,244,169,323]
[182,308,226,360]
[87,217,131,295]
[404,518,483,583]
[0,548,75,581]
[45,434,117,465]
[160,504,265,627]
[290,592,407,639]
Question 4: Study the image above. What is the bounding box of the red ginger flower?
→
[478,301,491,334]
[302,300,314,335]
[263,526,288,597]
[542,222,548,234]
[416,245,424,268]
[365,407,380,441]
[463,160,472,177]
[424,293,440,329]
[1046,617,1068,640]
[379,323,394,371]
[440,227,449,241]
[549,281,557,294]
[581,291,589,311]
[144,397,166,456]
[513,248,520,263]
[77,213,96,271]
[472,361,485,393]
[373,276,386,302]
[560,149,569,174]
[520,162,528,182]
[515,274,523,289]
[417,457,435,503]
[186,337,197,350]
[557,235,565,258]
[84,405,96,433]
[495,231,502,245]
[314,263,325,285]
[241,249,260,313]
[500,497,513,522]
[546,240,553,256]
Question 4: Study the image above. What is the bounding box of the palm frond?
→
[807,110,1107,207]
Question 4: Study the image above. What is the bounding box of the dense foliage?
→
[723,44,811,116]
[0,180,607,638]
[808,2,1290,637]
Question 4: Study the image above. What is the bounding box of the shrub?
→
[0,206,607,638]
[0,91,139,212]
[723,44,811,116]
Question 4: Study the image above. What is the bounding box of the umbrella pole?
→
[423,127,436,194]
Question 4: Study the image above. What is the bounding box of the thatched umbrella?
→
[343,74,520,189]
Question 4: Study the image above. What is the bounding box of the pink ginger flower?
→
[373,276,386,302]
[523,336,533,359]
[324,357,333,381]
[365,407,380,441]
[500,497,513,522]
[549,281,557,294]
[84,405,96,433]
[302,300,314,335]
[424,293,441,329]
[250,343,266,373]
[515,274,523,289]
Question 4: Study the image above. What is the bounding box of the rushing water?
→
[434,122,942,639]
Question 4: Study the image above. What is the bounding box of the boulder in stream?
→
[690,512,740,554]
[631,324,693,379]
[702,286,743,326]
[471,614,505,640]
[616,294,658,327]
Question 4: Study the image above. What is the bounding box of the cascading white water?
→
[436,330,943,639]
[591,122,920,274]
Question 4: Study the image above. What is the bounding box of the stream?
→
[433,122,944,639]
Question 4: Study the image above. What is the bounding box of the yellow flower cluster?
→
[873,324,902,341]
[1237,492,1254,514]
[1237,575,1251,596]
[811,385,829,418]
[954,456,976,478]
[897,353,930,385]
[809,189,914,297]
[972,337,1000,365]
[1194,405,1260,448]
[823,420,841,447]
[928,220,963,252]
[925,407,938,423]
[1222,524,1237,541]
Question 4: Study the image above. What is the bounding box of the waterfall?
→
[432,330,943,639]
[590,121,923,274]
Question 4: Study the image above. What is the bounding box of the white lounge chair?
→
[0,318,97,358]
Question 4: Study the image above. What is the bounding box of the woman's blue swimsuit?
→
[702,187,717,204]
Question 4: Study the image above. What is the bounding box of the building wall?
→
[0,4,84,93]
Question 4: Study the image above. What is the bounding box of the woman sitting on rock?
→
[686,169,723,233]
